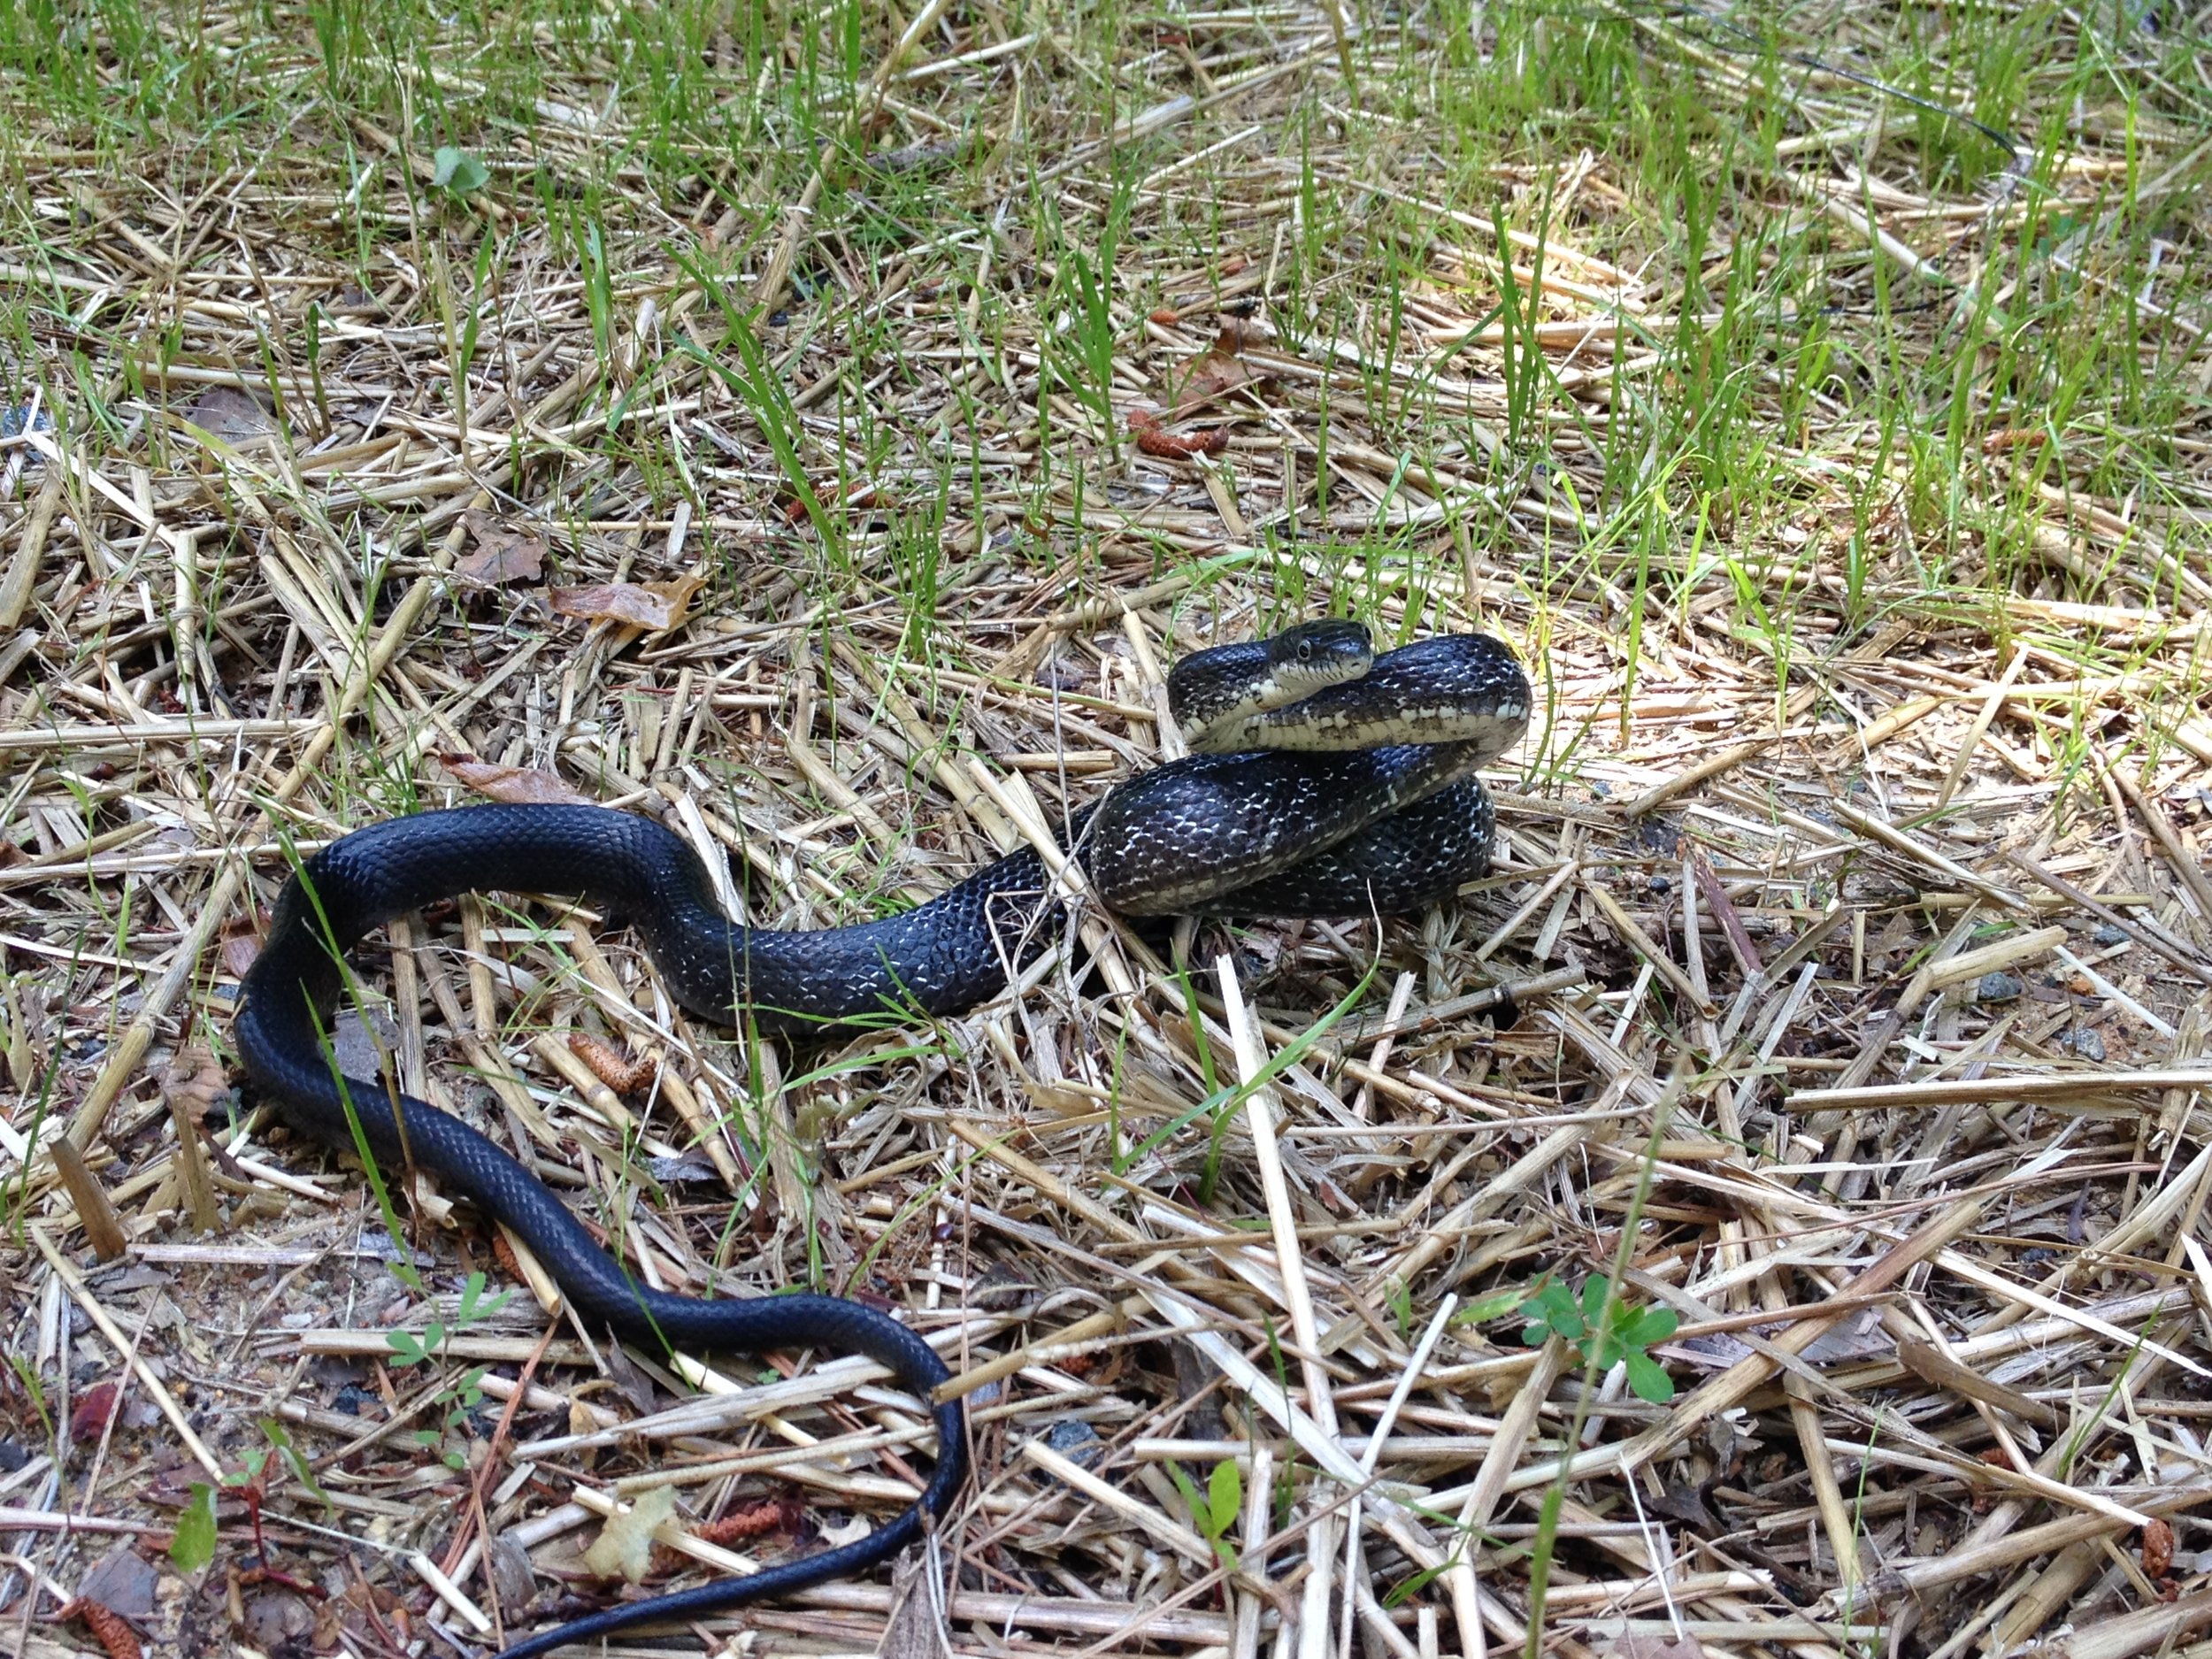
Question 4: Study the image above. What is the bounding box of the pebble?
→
[0,404,53,443]
[1042,1418,1104,1471]
[1976,972,2023,1002]
[2093,923,2129,947]
[2061,1028,2108,1063]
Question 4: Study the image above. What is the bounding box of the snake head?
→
[1268,618,1372,687]
[1171,618,1378,752]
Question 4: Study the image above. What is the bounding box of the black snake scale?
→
[234,625,1530,1656]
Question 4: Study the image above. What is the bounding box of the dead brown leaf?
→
[548,573,703,634]
[236,1583,316,1653]
[873,1554,939,1659]
[441,753,597,807]
[68,1380,121,1445]
[160,1047,228,1118]
[221,919,263,979]
[483,1532,538,1618]
[1171,326,1258,414]
[457,511,547,588]
[178,386,277,447]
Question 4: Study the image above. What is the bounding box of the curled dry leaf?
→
[220,918,264,979]
[1647,1479,1718,1531]
[160,1048,229,1119]
[484,1532,538,1617]
[179,386,277,447]
[580,1486,678,1582]
[236,1584,317,1652]
[567,1033,656,1096]
[548,572,703,634]
[334,1578,410,1649]
[1170,325,1257,413]
[402,1168,456,1228]
[457,511,547,588]
[331,1008,398,1087]
[55,1599,142,1659]
[440,753,598,807]
[68,1380,122,1445]
[783,483,880,523]
[2145,1517,2176,1578]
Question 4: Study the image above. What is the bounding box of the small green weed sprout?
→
[1520,1277,1678,1403]
[387,1270,512,1470]
[1166,1457,1242,1574]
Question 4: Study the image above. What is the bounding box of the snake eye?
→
[1296,640,1313,662]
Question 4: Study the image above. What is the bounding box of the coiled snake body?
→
[235,623,1528,1656]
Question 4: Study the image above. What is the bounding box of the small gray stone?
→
[77,1543,159,1620]
[2093,923,2130,947]
[1976,972,2023,1002]
[647,1151,721,1186]
[1,404,54,445]
[332,1008,399,1080]
[2062,1027,2108,1063]
[1041,1418,1103,1471]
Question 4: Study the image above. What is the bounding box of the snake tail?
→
[234,808,1016,1655]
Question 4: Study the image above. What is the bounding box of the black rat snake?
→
[234,621,1529,1656]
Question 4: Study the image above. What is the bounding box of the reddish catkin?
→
[1125,411,1228,458]
[2145,1517,2177,1578]
[693,1499,805,1546]
[57,1600,142,1659]
[567,1033,657,1095]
